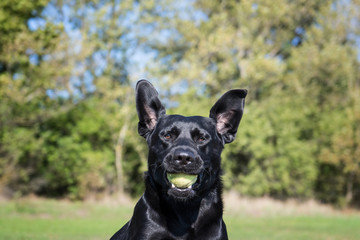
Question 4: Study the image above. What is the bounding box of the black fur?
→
[110,80,247,240]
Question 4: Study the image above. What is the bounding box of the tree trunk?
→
[345,171,355,205]
[115,122,128,196]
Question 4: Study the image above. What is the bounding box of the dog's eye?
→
[197,136,206,142]
[164,133,172,140]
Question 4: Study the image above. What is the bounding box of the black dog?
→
[110,80,247,240]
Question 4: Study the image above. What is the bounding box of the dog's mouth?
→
[164,170,209,200]
[166,172,199,199]
[167,173,198,190]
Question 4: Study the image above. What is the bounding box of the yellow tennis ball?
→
[167,173,197,188]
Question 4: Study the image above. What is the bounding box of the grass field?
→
[1,195,360,240]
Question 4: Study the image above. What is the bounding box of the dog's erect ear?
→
[136,80,166,138]
[209,89,247,144]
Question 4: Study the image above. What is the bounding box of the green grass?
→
[225,215,360,240]
[0,198,359,240]
[0,199,132,240]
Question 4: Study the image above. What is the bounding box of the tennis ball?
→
[167,173,197,188]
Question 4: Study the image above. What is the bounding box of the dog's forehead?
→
[157,114,215,131]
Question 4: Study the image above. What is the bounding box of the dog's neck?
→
[143,174,224,237]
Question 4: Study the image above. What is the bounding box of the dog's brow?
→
[160,124,180,135]
[170,126,180,133]
[191,127,209,136]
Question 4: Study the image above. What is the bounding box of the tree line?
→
[0,0,359,207]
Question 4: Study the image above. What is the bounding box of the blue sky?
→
[27,0,360,99]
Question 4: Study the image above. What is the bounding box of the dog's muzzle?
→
[164,147,203,174]
[163,147,204,199]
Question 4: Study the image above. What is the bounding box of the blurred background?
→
[1,0,360,239]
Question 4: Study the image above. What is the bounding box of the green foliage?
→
[222,95,317,199]
[0,0,61,196]
[0,0,147,199]
[1,0,360,207]
[0,0,48,42]
[36,100,117,199]
[147,0,360,206]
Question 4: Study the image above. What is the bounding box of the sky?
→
[27,0,360,99]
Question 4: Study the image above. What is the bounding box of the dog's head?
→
[136,80,247,201]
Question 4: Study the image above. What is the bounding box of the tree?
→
[0,0,147,199]
[145,0,360,205]
[0,0,61,196]
[286,0,360,206]
[1,0,359,205]
[27,0,148,198]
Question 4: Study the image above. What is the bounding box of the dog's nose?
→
[173,149,195,165]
